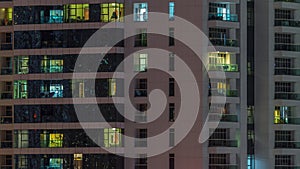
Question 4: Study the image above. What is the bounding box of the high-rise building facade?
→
[255,0,300,168]
[0,0,248,168]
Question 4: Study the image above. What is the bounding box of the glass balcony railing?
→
[209,114,238,122]
[275,141,300,148]
[275,44,300,52]
[275,68,300,76]
[208,64,239,72]
[209,89,239,97]
[275,93,300,100]
[208,139,238,147]
[208,13,238,22]
[274,0,300,3]
[208,165,238,169]
[275,166,300,169]
[210,38,239,47]
[274,117,300,124]
[275,20,300,27]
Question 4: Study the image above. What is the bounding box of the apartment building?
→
[0,0,248,168]
[255,0,300,168]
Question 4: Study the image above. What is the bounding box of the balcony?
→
[275,141,300,148]
[275,44,300,52]
[274,0,300,2]
[275,68,300,76]
[134,89,147,97]
[275,93,300,100]
[210,38,239,47]
[208,164,237,169]
[208,139,238,147]
[208,13,238,22]
[208,64,239,72]
[275,20,300,27]
[209,89,239,97]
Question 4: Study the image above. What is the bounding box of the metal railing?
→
[275,92,300,100]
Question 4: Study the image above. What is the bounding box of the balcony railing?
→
[209,89,239,97]
[275,166,300,169]
[274,0,300,3]
[1,67,12,75]
[275,92,300,100]
[275,20,300,27]
[209,114,238,122]
[208,13,238,22]
[274,117,300,125]
[275,68,300,76]
[208,139,238,147]
[275,44,300,52]
[208,64,239,72]
[275,141,300,148]
[210,38,239,47]
[208,164,238,169]
[134,89,147,97]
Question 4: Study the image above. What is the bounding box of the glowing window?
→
[13,80,27,99]
[49,133,63,147]
[15,56,29,74]
[49,10,63,23]
[41,57,63,73]
[64,4,89,22]
[169,2,175,21]
[104,128,122,147]
[100,3,124,22]
[109,79,117,96]
[133,3,148,22]
[134,53,148,72]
